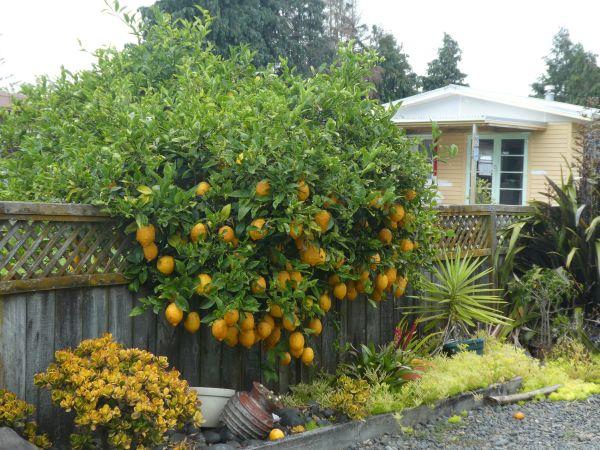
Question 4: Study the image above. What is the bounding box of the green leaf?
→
[137,185,153,195]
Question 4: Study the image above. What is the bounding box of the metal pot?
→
[220,382,275,440]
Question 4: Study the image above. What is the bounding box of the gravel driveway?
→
[349,395,600,450]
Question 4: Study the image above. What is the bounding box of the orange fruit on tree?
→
[196,181,211,196]
[370,253,381,269]
[252,276,267,294]
[513,411,525,420]
[165,303,183,327]
[225,326,239,347]
[143,242,158,262]
[265,326,281,348]
[328,274,341,286]
[319,293,332,312]
[305,297,314,309]
[290,271,303,288]
[371,289,384,302]
[277,271,291,290]
[378,228,393,245]
[397,276,408,290]
[394,285,405,298]
[255,179,271,196]
[290,347,304,358]
[297,180,310,201]
[218,225,235,243]
[301,244,326,266]
[157,256,175,275]
[280,352,292,366]
[283,314,298,332]
[308,318,322,336]
[289,222,303,239]
[240,312,255,331]
[190,223,207,242]
[368,192,383,209]
[196,273,212,295]
[375,273,389,291]
[334,256,345,269]
[269,304,284,318]
[389,204,405,222]
[184,312,201,333]
[355,279,366,293]
[404,189,417,201]
[249,218,267,240]
[333,283,347,300]
[257,320,274,339]
[346,280,358,301]
[389,220,398,230]
[224,309,239,326]
[360,270,370,281]
[384,267,397,288]
[314,210,332,232]
[239,329,256,348]
[136,224,156,247]
[400,239,414,252]
[211,319,228,341]
[301,347,314,365]
[262,314,275,327]
[289,331,305,350]
[269,429,285,441]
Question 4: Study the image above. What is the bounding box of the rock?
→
[322,408,335,418]
[220,428,239,442]
[275,407,306,427]
[240,438,264,448]
[316,418,331,427]
[170,432,187,444]
[203,429,222,444]
[0,428,38,450]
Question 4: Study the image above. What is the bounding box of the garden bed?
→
[244,378,522,450]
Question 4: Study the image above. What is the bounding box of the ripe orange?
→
[269,304,284,318]
[328,274,341,286]
[355,279,366,293]
[252,276,267,294]
[308,318,322,336]
[277,271,291,290]
[262,314,275,327]
[269,429,285,441]
[136,224,156,247]
[225,326,239,347]
[371,289,384,302]
[190,223,207,242]
[211,319,228,341]
[297,180,310,201]
[290,347,304,358]
[346,280,358,301]
[257,320,274,339]
[394,286,405,298]
[143,242,158,262]
[165,303,183,327]
[378,228,393,245]
[389,220,399,230]
[389,204,405,222]
[239,329,256,348]
[368,192,383,209]
[301,244,326,266]
[319,293,332,312]
[196,181,211,196]
[184,312,201,333]
[384,267,397,288]
[283,314,298,332]
[289,222,303,239]
[224,309,239,326]
[290,271,303,288]
[240,312,255,331]
[157,256,175,275]
[405,189,417,201]
[265,326,282,348]
[289,331,305,350]
[196,273,212,295]
[255,180,271,196]
[314,210,332,232]
[333,283,347,300]
[400,239,414,252]
[301,347,314,365]
[513,411,525,420]
[397,276,408,291]
[375,274,388,291]
[218,225,235,243]
[249,218,267,240]
[280,352,292,366]
[370,253,381,269]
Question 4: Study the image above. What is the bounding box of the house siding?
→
[419,122,577,205]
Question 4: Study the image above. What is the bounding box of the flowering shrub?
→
[0,9,439,367]
[34,334,202,449]
[0,389,51,448]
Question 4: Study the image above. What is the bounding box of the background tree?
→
[369,26,418,102]
[421,33,468,91]
[532,28,600,107]
[141,0,330,74]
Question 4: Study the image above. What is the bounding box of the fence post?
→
[488,206,498,289]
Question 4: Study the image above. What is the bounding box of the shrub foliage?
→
[0,11,437,362]
[0,389,51,448]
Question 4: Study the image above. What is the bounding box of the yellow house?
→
[390,85,597,205]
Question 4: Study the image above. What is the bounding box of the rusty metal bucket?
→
[220,382,276,440]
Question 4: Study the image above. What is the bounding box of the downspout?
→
[469,123,479,204]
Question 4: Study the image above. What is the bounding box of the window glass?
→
[501,139,524,155]
[500,172,523,189]
[500,190,522,205]
[501,156,524,172]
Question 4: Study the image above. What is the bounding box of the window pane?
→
[501,156,524,172]
[500,173,523,189]
[501,139,524,155]
[500,190,522,205]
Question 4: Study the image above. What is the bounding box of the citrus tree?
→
[0,9,439,366]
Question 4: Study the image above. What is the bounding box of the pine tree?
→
[532,28,600,106]
[421,33,468,91]
[369,26,418,102]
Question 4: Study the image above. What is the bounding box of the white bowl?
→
[192,387,236,428]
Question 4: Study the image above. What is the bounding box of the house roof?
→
[0,91,25,109]
[388,85,597,129]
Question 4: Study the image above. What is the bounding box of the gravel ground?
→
[349,395,600,450]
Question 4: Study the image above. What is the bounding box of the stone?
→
[170,432,187,443]
[220,428,239,442]
[202,429,222,444]
[316,419,331,427]
[0,428,38,450]
[322,408,335,418]
[275,407,306,427]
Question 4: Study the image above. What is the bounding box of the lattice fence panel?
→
[436,213,490,255]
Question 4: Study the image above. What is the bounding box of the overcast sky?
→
[1,0,599,98]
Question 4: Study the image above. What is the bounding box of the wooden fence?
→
[0,201,532,438]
